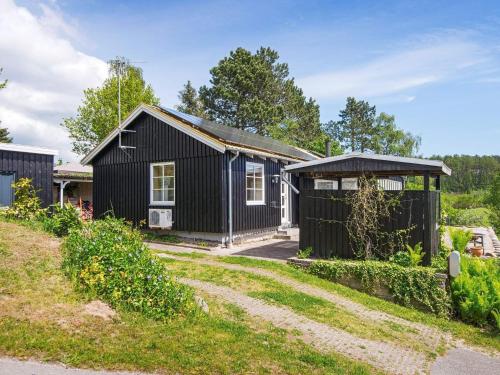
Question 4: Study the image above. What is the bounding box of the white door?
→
[281,176,289,225]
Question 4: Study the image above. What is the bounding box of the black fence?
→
[299,189,440,264]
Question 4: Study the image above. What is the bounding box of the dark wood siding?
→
[93,113,225,233]
[0,150,54,207]
[299,186,440,264]
[220,154,283,233]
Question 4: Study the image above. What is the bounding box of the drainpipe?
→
[227,151,239,248]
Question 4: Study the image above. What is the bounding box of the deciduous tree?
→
[62,60,159,155]
[372,112,421,157]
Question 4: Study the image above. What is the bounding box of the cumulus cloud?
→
[297,34,488,101]
[0,0,108,162]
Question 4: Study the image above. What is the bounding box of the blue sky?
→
[1,0,499,161]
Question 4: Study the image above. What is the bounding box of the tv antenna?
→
[108,57,146,154]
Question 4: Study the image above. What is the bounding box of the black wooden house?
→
[0,143,57,207]
[82,104,318,245]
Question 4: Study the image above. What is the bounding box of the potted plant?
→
[470,246,483,257]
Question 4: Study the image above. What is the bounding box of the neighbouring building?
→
[53,162,93,209]
[0,143,57,208]
[81,104,319,245]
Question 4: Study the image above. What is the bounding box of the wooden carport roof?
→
[284,152,451,178]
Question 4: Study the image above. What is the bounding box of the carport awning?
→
[284,152,451,177]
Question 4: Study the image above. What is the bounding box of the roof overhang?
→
[284,152,452,177]
[81,104,309,165]
[0,143,58,156]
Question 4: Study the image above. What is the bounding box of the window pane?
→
[164,176,174,189]
[246,189,254,201]
[255,190,263,201]
[246,165,254,176]
[246,177,254,189]
[153,165,163,178]
[166,189,175,202]
[255,177,263,189]
[153,177,162,189]
[164,164,174,177]
[153,190,162,202]
[254,166,263,176]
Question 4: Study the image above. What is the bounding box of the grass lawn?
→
[0,220,376,374]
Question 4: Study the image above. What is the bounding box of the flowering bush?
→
[41,204,82,237]
[62,216,195,319]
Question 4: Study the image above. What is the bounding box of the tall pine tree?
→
[175,80,205,117]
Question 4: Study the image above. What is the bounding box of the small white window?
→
[314,179,338,190]
[246,162,265,205]
[150,162,175,205]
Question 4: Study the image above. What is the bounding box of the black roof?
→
[159,106,318,161]
[284,152,452,177]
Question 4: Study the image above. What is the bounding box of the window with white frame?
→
[246,162,265,205]
[150,162,175,205]
[314,179,338,190]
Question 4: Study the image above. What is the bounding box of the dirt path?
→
[180,277,428,375]
[157,252,450,350]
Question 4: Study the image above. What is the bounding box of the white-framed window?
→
[314,179,338,190]
[150,162,175,205]
[246,161,265,205]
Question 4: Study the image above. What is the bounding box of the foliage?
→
[485,173,500,232]
[62,216,195,319]
[390,242,424,267]
[0,68,12,143]
[431,155,500,193]
[307,259,451,316]
[371,113,421,157]
[198,47,326,153]
[62,60,160,155]
[40,204,82,237]
[449,228,472,254]
[324,98,420,156]
[343,177,410,260]
[297,247,313,259]
[445,207,492,227]
[442,191,487,210]
[143,232,181,243]
[5,178,42,220]
[451,257,500,328]
[175,80,205,117]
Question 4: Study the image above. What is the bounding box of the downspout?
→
[227,151,239,248]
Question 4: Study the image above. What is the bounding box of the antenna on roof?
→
[108,57,145,155]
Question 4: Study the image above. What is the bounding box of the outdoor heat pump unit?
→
[148,209,173,229]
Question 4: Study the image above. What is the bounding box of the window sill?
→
[150,202,175,206]
[246,201,266,206]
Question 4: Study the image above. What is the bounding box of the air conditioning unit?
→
[149,209,173,229]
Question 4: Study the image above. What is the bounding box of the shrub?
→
[297,247,313,259]
[451,257,500,328]
[5,178,42,220]
[446,207,492,227]
[390,242,424,267]
[62,216,195,319]
[41,204,82,237]
[449,228,472,254]
[307,259,451,316]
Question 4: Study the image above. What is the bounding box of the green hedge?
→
[62,217,195,320]
[306,260,451,316]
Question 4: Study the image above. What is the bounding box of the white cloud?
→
[297,34,488,101]
[0,0,108,162]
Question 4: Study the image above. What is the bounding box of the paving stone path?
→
[158,253,449,350]
[180,277,429,375]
